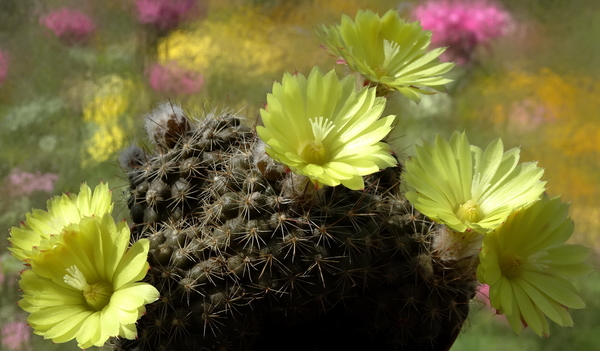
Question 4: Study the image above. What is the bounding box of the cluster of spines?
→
[114,104,478,351]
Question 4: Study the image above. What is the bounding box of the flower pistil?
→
[456,199,482,223]
[64,265,113,311]
[301,117,335,164]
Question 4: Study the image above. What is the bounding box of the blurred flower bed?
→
[0,0,598,350]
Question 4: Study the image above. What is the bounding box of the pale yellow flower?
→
[319,9,454,102]
[9,183,113,262]
[403,132,546,234]
[478,196,592,336]
[19,214,159,348]
[257,68,396,190]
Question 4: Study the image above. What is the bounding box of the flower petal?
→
[113,238,151,290]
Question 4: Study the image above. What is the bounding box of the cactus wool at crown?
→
[113,103,478,351]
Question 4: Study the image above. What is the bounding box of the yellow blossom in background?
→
[570,205,600,250]
[81,75,134,166]
[321,0,374,17]
[264,0,373,27]
[467,66,600,173]
[546,122,600,157]
[84,125,127,165]
[157,9,287,79]
[83,94,128,126]
[172,0,374,74]
[83,75,133,126]
[536,161,597,203]
[476,68,580,130]
[155,7,306,117]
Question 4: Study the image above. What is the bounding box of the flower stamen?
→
[528,251,550,271]
[500,254,524,278]
[301,117,335,165]
[64,265,113,311]
[374,65,388,78]
[456,199,482,223]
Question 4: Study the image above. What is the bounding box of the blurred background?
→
[0,0,598,350]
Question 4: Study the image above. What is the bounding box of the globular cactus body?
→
[114,104,478,351]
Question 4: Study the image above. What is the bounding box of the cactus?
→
[112,103,479,351]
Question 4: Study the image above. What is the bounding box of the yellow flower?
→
[18,214,159,348]
[477,195,593,336]
[257,67,397,190]
[319,9,454,102]
[9,183,113,262]
[403,132,546,234]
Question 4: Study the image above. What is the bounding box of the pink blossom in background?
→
[40,8,96,45]
[413,0,511,65]
[6,169,59,197]
[475,284,492,309]
[0,51,9,85]
[148,61,204,96]
[475,284,511,324]
[135,0,206,31]
[1,321,31,351]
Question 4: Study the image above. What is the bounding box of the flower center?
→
[500,254,524,278]
[500,251,550,279]
[456,200,482,223]
[301,141,327,164]
[64,265,113,311]
[374,65,388,78]
[301,117,335,165]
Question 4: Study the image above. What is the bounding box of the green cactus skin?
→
[112,105,478,351]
